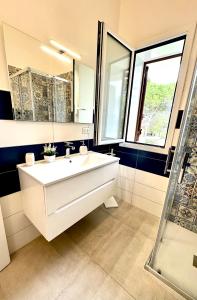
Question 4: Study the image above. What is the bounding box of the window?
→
[126,36,186,147]
[95,21,132,145]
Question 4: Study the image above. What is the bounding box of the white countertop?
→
[17,151,119,186]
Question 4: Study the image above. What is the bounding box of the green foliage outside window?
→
[142,80,176,140]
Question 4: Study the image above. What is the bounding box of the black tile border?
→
[0,90,13,120]
[0,170,20,197]
[0,139,168,197]
[111,145,168,177]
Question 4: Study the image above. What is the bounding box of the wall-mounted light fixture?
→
[40,45,72,63]
[50,40,81,60]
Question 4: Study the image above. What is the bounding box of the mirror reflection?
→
[74,62,94,123]
[3,24,94,123]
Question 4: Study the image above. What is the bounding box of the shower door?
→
[146,63,197,300]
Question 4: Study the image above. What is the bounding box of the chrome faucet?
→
[65,142,75,158]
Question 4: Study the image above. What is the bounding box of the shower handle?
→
[178,151,190,184]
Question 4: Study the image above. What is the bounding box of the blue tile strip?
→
[0,139,168,197]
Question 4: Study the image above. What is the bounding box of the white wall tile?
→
[119,189,132,204]
[120,177,134,193]
[115,187,122,200]
[135,169,169,192]
[132,195,163,217]
[0,192,22,218]
[117,177,121,188]
[119,165,135,179]
[0,206,10,270]
[4,212,31,237]
[7,224,40,254]
[133,182,166,206]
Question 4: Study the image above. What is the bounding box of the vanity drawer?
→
[44,162,119,215]
[45,179,116,241]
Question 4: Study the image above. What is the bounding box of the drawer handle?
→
[53,179,116,215]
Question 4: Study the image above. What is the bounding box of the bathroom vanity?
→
[18,152,119,241]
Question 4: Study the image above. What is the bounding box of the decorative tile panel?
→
[8,65,73,122]
[169,92,197,233]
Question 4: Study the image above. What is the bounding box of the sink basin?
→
[17,151,119,186]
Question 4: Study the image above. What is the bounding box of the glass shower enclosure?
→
[146,63,197,300]
[9,67,72,122]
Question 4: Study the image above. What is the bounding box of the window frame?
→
[125,35,186,149]
[134,53,183,148]
[94,21,134,145]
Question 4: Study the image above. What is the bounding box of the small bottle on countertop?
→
[25,153,35,166]
[79,141,88,155]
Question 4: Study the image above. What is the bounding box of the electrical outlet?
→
[82,127,90,134]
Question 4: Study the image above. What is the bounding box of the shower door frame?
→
[144,22,197,300]
[145,62,197,300]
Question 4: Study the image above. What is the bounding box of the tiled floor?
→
[153,221,197,299]
[0,201,185,300]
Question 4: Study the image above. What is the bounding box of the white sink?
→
[18,151,119,241]
[17,151,119,186]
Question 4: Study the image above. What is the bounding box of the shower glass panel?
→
[10,67,72,122]
[53,76,72,123]
[147,65,197,300]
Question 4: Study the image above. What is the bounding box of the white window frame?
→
[95,21,134,145]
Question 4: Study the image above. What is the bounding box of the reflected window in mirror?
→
[74,61,95,123]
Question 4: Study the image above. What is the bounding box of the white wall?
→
[119,0,197,47]
[0,0,120,69]
[3,24,72,75]
[0,0,120,253]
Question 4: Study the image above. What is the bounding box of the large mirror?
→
[2,23,94,123]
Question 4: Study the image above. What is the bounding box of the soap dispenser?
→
[79,141,88,155]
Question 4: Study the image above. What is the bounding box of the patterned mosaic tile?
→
[168,82,197,234]
[8,65,73,122]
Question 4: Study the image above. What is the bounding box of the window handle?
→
[164,147,175,175]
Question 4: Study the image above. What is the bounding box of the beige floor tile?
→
[0,236,87,300]
[102,200,132,221]
[66,206,121,256]
[0,286,6,300]
[57,259,107,300]
[91,222,166,299]
[0,204,187,300]
[124,206,160,240]
[92,223,153,272]
[103,201,160,240]
[93,276,135,300]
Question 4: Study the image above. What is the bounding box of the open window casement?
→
[94,21,197,152]
[94,21,134,145]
